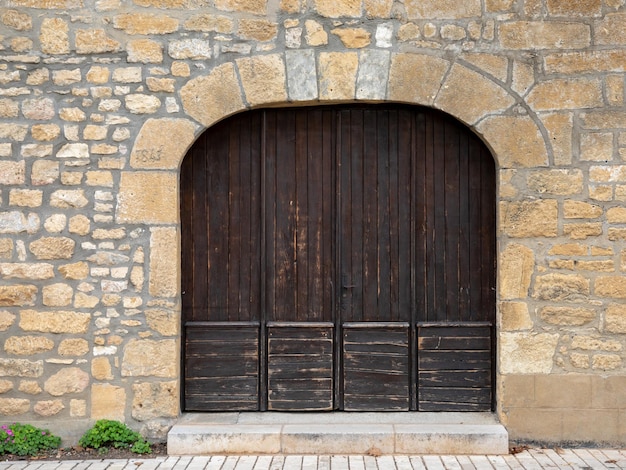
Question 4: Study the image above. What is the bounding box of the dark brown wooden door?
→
[181,105,496,412]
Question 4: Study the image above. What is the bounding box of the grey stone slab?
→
[286,50,318,102]
[356,50,390,100]
[168,425,283,455]
[281,424,394,455]
[394,424,508,455]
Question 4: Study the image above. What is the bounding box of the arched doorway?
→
[181,104,496,412]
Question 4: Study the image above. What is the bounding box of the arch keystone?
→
[180,62,244,128]
[318,52,358,101]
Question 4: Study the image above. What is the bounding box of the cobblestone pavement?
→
[1,449,626,470]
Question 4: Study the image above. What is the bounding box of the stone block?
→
[388,53,449,106]
[604,303,626,333]
[31,124,60,141]
[29,237,75,260]
[0,161,25,185]
[0,124,28,141]
[0,398,30,416]
[500,374,535,407]
[2,10,32,31]
[113,13,179,35]
[149,227,179,298]
[528,78,603,111]
[132,381,178,420]
[75,29,120,54]
[70,399,86,417]
[0,99,19,118]
[314,0,360,17]
[9,189,42,208]
[480,115,549,168]
[0,212,39,234]
[500,332,559,374]
[499,243,534,300]
[500,200,558,237]
[237,55,287,107]
[539,306,596,326]
[563,201,602,219]
[52,69,81,86]
[215,0,267,14]
[562,409,618,442]
[331,28,370,48]
[91,357,113,380]
[91,384,126,420]
[500,301,533,331]
[592,354,621,370]
[112,67,142,83]
[0,285,37,307]
[125,94,161,114]
[405,0,480,19]
[4,336,54,355]
[356,50,389,100]
[0,311,16,331]
[34,400,64,417]
[146,308,178,336]
[545,50,626,75]
[68,215,90,235]
[146,77,175,93]
[184,14,234,33]
[285,49,317,101]
[608,207,626,223]
[499,21,590,49]
[42,283,73,307]
[31,161,58,186]
[0,358,42,378]
[533,273,590,301]
[168,39,211,60]
[59,108,86,122]
[18,381,41,395]
[239,19,278,41]
[596,13,626,45]
[40,18,69,55]
[117,171,178,224]
[44,367,89,396]
[318,52,358,101]
[122,339,177,377]
[591,376,626,409]
[21,98,55,120]
[180,63,244,128]
[131,119,196,170]
[58,339,89,356]
[563,222,603,240]
[305,20,327,45]
[527,170,583,195]
[20,310,90,334]
[581,132,613,161]
[596,276,626,299]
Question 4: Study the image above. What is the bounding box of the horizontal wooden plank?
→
[418,335,490,351]
[419,387,491,404]
[418,326,491,338]
[186,377,258,393]
[268,400,333,411]
[343,343,408,355]
[268,340,333,355]
[418,401,491,412]
[419,369,492,387]
[418,350,491,370]
[342,322,410,329]
[185,398,258,411]
[343,354,408,372]
[186,356,258,376]
[267,322,334,328]
[344,329,409,343]
[186,342,258,356]
[269,378,332,391]
[186,327,259,342]
[343,396,409,411]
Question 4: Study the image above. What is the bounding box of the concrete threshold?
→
[167,412,509,455]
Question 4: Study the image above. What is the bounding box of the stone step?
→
[167,412,509,455]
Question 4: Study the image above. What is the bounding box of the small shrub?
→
[79,420,151,454]
[0,423,61,456]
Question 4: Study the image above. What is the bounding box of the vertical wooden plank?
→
[247,111,263,323]
[191,131,209,322]
[307,109,323,322]
[295,110,309,322]
[443,118,460,322]
[457,129,471,322]
[340,109,353,321]
[376,109,392,323]
[432,112,447,322]
[228,115,242,320]
[362,109,378,322]
[350,109,365,322]
[264,110,277,322]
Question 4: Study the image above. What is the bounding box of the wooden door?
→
[181,105,496,412]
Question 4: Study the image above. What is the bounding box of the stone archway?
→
[120,50,550,419]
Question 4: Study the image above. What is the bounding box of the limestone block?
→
[596,13,626,45]
[21,98,55,120]
[285,49,317,101]
[91,357,113,380]
[546,0,601,16]
[146,78,175,93]
[117,171,178,224]
[500,301,533,331]
[608,207,626,223]
[563,201,603,219]
[239,19,278,41]
[58,339,89,356]
[91,384,126,420]
[0,161,25,185]
[237,55,287,106]
[592,355,621,370]
[0,263,54,280]
[132,381,178,420]
[528,78,602,111]
[0,99,19,118]
[74,293,99,308]
[571,336,621,351]
[356,50,389,100]
[113,13,179,35]
[150,227,179,298]
[131,118,196,170]
[87,252,130,265]
[545,50,626,75]
[125,94,161,114]
[318,52,358,101]
[215,0,266,14]
[42,283,73,307]
[2,10,32,31]
[314,0,359,16]
[539,306,596,326]
[305,20,328,45]
[331,28,371,48]
[180,63,244,127]
[130,266,145,291]
[0,311,16,331]
[533,273,590,301]
[112,67,142,83]
[121,339,177,377]
[32,124,60,141]
[0,124,28,141]
[86,66,110,84]
[0,358,42,377]
[499,244,534,300]
[70,399,86,417]
[18,380,42,395]
[40,18,69,55]
[184,14,234,33]
[9,189,42,208]
[29,237,75,260]
[34,400,63,417]
[68,215,90,235]
[75,29,120,54]
[405,0,480,18]
[0,285,37,307]
[500,200,558,237]
[500,332,559,374]
[146,309,178,336]
[26,68,49,86]
[5,336,54,355]
[127,40,163,65]
[0,212,39,234]
[435,64,515,125]
[44,368,89,396]
[580,132,613,161]
[50,190,88,209]
[441,24,466,40]
[52,69,81,86]
[527,170,583,195]
[596,276,626,299]
[168,39,211,60]
[20,310,90,334]
[59,108,86,122]
[605,303,626,333]
[0,398,29,415]
[499,21,590,49]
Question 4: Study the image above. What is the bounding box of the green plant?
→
[0,423,61,456]
[79,420,151,454]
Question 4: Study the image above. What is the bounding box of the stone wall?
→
[1,0,626,445]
